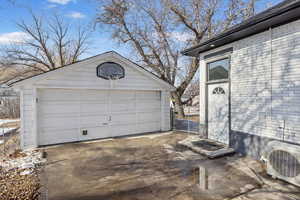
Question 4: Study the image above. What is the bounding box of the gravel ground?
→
[0,167,41,200]
[1,135,45,200]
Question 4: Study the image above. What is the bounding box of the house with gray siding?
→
[182,0,300,159]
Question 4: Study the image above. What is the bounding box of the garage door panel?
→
[136,91,160,100]
[80,115,109,126]
[79,127,110,140]
[39,129,79,145]
[137,122,160,133]
[80,103,108,114]
[111,103,135,113]
[136,103,160,112]
[136,108,160,113]
[39,103,79,115]
[83,91,108,99]
[111,113,136,125]
[39,113,79,119]
[138,113,160,123]
[39,116,78,130]
[38,89,162,146]
[112,98,136,103]
[137,97,160,102]
[110,91,135,101]
[39,90,80,101]
[110,124,138,137]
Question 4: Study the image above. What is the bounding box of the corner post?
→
[32,87,38,148]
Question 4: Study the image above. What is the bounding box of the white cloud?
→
[66,11,86,19]
[0,32,30,45]
[47,0,73,5]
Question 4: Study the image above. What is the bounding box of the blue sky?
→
[0,0,132,58]
[0,0,283,59]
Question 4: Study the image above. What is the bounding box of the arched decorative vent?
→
[212,87,225,95]
[269,150,300,177]
[96,62,125,80]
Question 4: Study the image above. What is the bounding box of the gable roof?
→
[182,0,300,57]
[9,51,176,90]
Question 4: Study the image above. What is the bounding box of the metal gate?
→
[171,106,200,133]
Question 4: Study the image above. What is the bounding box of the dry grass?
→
[0,120,20,128]
[1,130,20,159]
[0,147,42,200]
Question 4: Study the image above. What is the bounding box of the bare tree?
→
[183,78,200,106]
[95,0,258,117]
[3,12,91,73]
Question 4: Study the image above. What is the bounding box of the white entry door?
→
[37,89,161,146]
[207,83,229,144]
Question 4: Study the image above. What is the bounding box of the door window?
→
[212,87,225,94]
[208,58,229,81]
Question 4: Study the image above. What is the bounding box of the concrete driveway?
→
[42,132,300,200]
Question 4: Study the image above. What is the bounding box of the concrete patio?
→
[42,132,300,200]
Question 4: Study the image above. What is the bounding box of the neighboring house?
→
[182,95,199,116]
[0,86,19,118]
[10,51,175,149]
[182,0,300,159]
[0,86,18,99]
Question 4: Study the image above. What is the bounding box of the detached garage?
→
[11,51,175,149]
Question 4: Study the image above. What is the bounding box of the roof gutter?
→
[182,1,300,57]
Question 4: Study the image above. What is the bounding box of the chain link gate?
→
[171,105,200,133]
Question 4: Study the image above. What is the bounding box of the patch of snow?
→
[20,169,33,176]
[163,144,175,154]
[0,119,19,125]
[1,150,46,171]
[0,119,19,136]
[0,127,15,135]
[20,163,35,169]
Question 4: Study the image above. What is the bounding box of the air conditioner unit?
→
[263,141,300,187]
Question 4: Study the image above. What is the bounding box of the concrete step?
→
[178,136,235,158]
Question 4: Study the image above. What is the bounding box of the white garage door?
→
[38,89,161,145]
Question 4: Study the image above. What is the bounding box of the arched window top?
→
[97,62,125,80]
[212,87,225,94]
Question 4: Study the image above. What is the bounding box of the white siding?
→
[199,19,300,144]
[21,88,36,148]
[34,56,162,90]
[231,30,272,138]
[161,91,171,131]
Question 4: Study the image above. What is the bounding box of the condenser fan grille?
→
[269,150,300,178]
